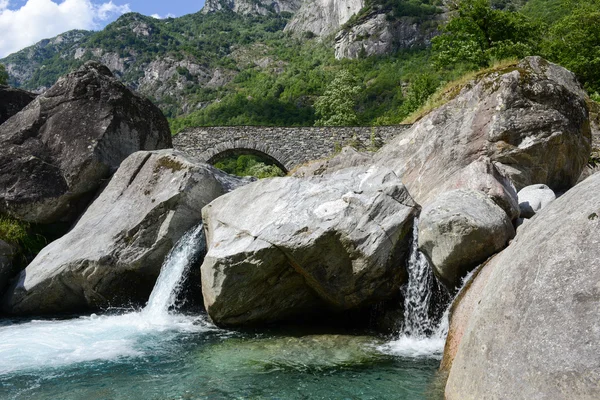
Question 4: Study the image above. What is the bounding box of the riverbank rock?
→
[2,150,246,315]
[0,61,172,224]
[201,166,418,327]
[517,184,556,218]
[418,189,514,289]
[0,85,35,126]
[445,171,600,400]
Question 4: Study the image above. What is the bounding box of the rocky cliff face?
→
[285,0,365,37]
[334,12,444,59]
[3,30,91,91]
[202,0,302,15]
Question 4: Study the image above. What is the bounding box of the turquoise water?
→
[0,314,444,400]
[0,223,447,400]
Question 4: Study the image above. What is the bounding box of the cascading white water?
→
[144,223,206,318]
[379,218,452,359]
[0,223,211,376]
[402,219,436,337]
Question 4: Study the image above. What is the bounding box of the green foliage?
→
[432,0,542,69]
[375,0,441,19]
[314,70,361,126]
[170,94,315,133]
[0,216,48,268]
[520,0,570,23]
[399,73,440,115]
[214,154,285,178]
[0,64,7,85]
[0,217,29,245]
[541,0,600,93]
[5,0,600,129]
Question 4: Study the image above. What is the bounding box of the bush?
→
[214,154,285,178]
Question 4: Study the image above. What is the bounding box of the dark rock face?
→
[2,150,246,315]
[0,61,172,224]
[0,240,16,295]
[0,85,35,126]
[201,166,418,327]
[445,171,600,400]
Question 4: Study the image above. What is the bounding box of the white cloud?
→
[151,12,175,19]
[0,0,131,58]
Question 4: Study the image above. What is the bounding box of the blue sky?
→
[105,0,205,19]
[0,0,207,58]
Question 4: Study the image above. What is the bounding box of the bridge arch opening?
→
[207,148,288,177]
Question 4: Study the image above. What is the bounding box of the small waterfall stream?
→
[379,217,453,359]
[0,223,210,375]
[402,219,436,337]
[144,223,206,317]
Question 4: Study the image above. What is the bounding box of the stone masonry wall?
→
[173,125,411,172]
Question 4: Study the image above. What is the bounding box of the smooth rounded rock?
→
[418,189,515,289]
[518,184,556,218]
[375,57,591,205]
[0,239,16,295]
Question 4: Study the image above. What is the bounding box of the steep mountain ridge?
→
[0,1,443,121]
[203,0,303,15]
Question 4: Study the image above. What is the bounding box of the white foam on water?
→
[0,312,209,375]
[0,223,211,376]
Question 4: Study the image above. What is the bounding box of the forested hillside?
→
[1,0,598,132]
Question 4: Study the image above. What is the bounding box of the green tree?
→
[0,64,8,85]
[314,70,361,126]
[542,0,600,93]
[432,0,542,69]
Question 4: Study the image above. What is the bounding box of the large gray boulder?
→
[517,184,556,218]
[2,150,245,315]
[0,85,35,126]
[418,189,515,288]
[445,172,600,400]
[374,57,591,205]
[0,61,172,224]
[201,166,418,327]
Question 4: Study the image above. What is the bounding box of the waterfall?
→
[378,217,452,359]
[0,223,210,375]
[402,218,436,337]
[144,223,206,317]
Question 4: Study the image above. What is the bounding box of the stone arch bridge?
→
[172,126,411,173]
